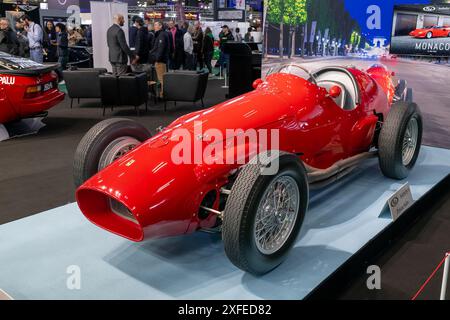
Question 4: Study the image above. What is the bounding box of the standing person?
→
[244,27,254,42]
[149,21,169,98]
[0,18,19,55]
[192,21,204,70]
[55,23,68,81]
[44,20,57,62]
[180,21,189,35]
[21,15,43,63]
[68,28,83,46]
[167,21,183,70]
[147,22,155,52]
[202,27,214,75]
[129,15,139,48]
[107,14,135,76]
[183,25,194,70]
[234,27,242,42]
[132,17,150,73]
[84,25,92,46]
[15,20,29,57]
[216,25,234,76]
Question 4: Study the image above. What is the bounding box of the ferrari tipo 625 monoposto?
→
[73,64,422,275]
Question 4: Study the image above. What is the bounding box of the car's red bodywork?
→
[0,53,64,124]
[76,64,396,242]
[409,26,450,38]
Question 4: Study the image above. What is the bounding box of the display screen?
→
[390,4,450,57]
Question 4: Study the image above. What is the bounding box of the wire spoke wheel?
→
[402,117,418,166]
[98,137,140,171]
[254,175,300,255]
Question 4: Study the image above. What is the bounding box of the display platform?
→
[0,146,449,300]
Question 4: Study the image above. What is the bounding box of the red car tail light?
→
[24,85,41,99]
[24,81,57,99]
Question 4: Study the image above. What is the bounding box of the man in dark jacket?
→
[149,21,169,98]
[216,25,234,76]
[133,17,149,63]
[107,14,135,75]
[167,21,184,70]
[0,18,19,56]
[129,15,139,48]
[55,23,68,81]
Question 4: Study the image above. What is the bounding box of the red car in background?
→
[409,25,450,39]
[0,52,64,124]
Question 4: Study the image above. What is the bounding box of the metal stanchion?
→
[440,253,450,300]
[217,66,224,80]
[221,67,229,89]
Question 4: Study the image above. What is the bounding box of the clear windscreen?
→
[266,63,314,82]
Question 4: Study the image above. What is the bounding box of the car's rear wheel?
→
[73,118,152,187]
[222,152,308,275]
[378,102,422,180]
[426,32,433,39]
[448,32,450,37]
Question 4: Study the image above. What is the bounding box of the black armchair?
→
[162,71,209,111]
[63,68,107,108]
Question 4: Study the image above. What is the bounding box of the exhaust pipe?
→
[305,151,377,186]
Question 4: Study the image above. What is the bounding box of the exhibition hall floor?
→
[0,146,449,299]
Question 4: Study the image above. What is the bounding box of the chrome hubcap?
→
[98,137,140,170]
[254,175,300,255]
[402,117,419,166]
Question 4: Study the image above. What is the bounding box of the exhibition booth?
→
[0,0,449,304]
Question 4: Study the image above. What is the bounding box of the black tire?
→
[378,102,422,180]
[405,88,413,102]
[222,152,309,275]
[73,118,151,187]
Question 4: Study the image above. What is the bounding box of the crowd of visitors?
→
[0,14,91,68]
[107,14,254,94]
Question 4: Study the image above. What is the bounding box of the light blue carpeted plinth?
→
[0,146,449,299]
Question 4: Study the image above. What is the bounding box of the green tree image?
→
[284,0,307,57]
[266,0,363,57]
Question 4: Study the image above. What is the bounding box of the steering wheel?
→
[267,63,317,85]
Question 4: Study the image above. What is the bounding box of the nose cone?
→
[76,140,198,241]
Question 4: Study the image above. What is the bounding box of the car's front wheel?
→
[378,102,422,180]
[73,118,152,187]
[222,152,309,275]
[426,32,433,39]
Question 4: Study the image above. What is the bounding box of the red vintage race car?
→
[409,25,450,39]
[73,63,422,274]
[0,52,64,124]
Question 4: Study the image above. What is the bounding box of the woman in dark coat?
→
[202,27,214,74]
[44,21,57,62]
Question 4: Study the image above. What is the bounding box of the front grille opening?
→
[76,188,143,241]
[109,198,138,224]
